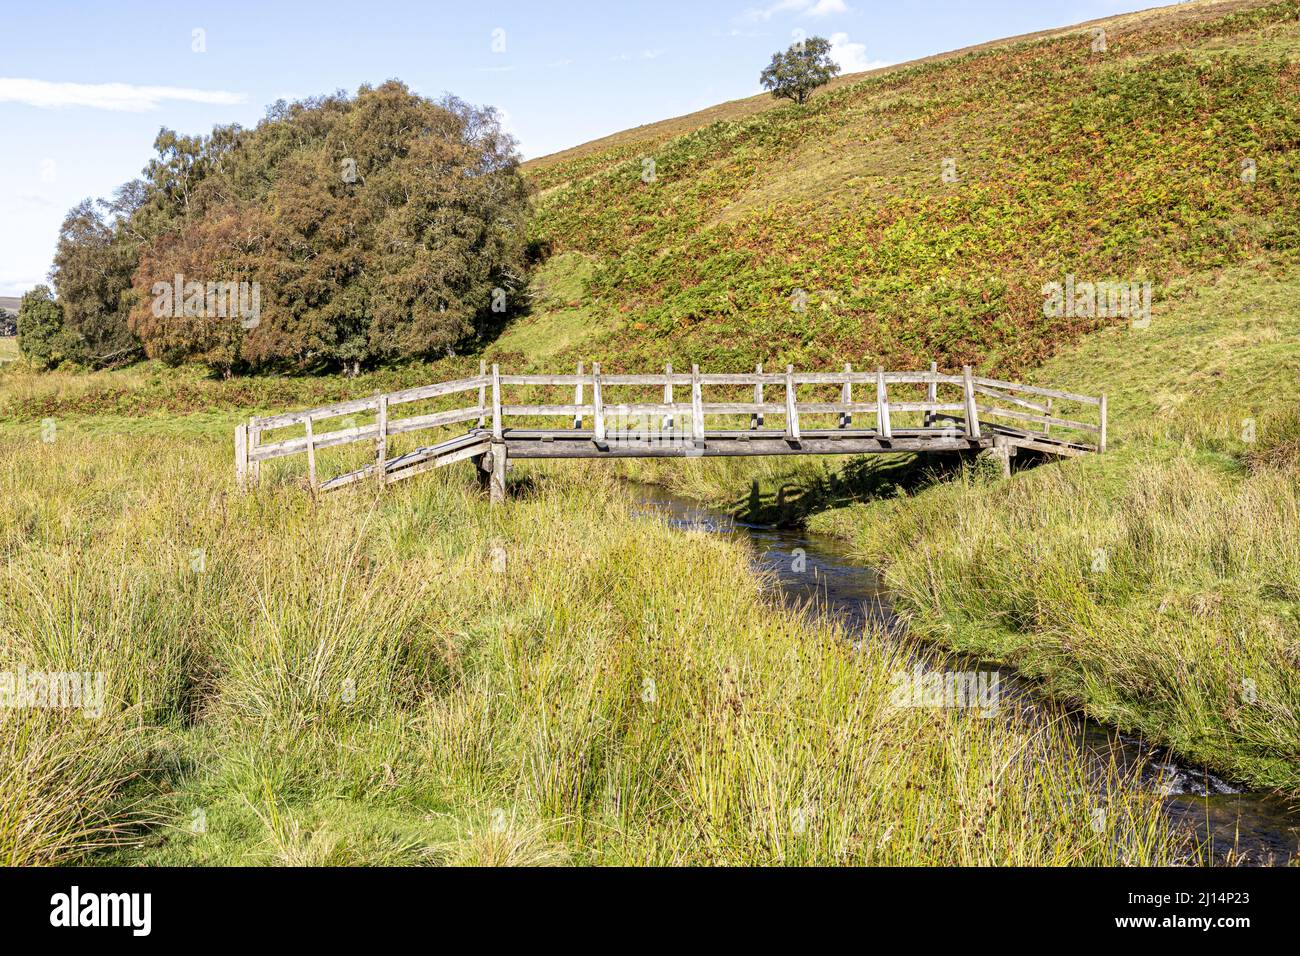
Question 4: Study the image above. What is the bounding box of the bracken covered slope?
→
[507,0,1300,376]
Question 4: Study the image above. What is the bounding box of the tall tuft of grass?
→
[0,708,144,865]
[1247,403,1300,473]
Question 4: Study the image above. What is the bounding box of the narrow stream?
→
[632,483,1300,867]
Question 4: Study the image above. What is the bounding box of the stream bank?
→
[631,482,1300,866]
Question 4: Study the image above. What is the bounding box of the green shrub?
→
[16,285,78,369]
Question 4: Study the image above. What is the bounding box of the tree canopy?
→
[46,81,531,375]
[759,36,841,105]
[50,199,140,366]
[16,285,71,368]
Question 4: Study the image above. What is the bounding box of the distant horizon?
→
[0,0,1173,296]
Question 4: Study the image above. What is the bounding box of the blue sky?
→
[0,0,1160,296]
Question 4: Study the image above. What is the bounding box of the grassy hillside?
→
[524,0,1271,180]
[506,0,1300,378]
[813,260,1300,790]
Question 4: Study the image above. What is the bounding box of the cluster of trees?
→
[20,81,531,375]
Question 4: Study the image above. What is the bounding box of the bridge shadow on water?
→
[732,452,969,528]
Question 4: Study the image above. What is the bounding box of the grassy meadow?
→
[490,0,1300,800]
[619,261,1300,794]
[0,377,1187,865]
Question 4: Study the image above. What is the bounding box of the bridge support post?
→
[982,435,1013,478]
[235,424,248,491]
[489,441,508,505]
[248,418,263,486]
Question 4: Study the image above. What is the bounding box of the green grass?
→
[784,262,1300,792]
[601,261,1300,794]
[485,253,612,366]
[0,398,1185,865]
[0,337,17,363]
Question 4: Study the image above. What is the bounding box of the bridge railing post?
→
[235,423,248,491]
[962,365,981,440]
[876,367,892,440]
[840,363,852,428]
[477,358,487,429]
[573,361,584,429]
[1099,394,1108,453]
[664,362,674,433]
[375,394,389,485]
[306,415,318,492]
[245,417,263,486]
[592,362,606,445]
[690,364,704,443]
[491,364,503,440]
[925,361,938,428]
[752,363,763,430]
[784,365,801,442]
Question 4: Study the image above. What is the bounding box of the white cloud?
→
[828,32,889,74]
[742,0,848,22]
[495,106,524,150]
[0,78,245,112]
[607,50,664,62]
[0,272,50,296]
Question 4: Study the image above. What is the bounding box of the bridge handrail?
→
[234,361,1107,489]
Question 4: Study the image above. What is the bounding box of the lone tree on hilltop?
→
[760,36,841,105]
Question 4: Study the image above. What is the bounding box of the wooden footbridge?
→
[235,362,1107,502]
